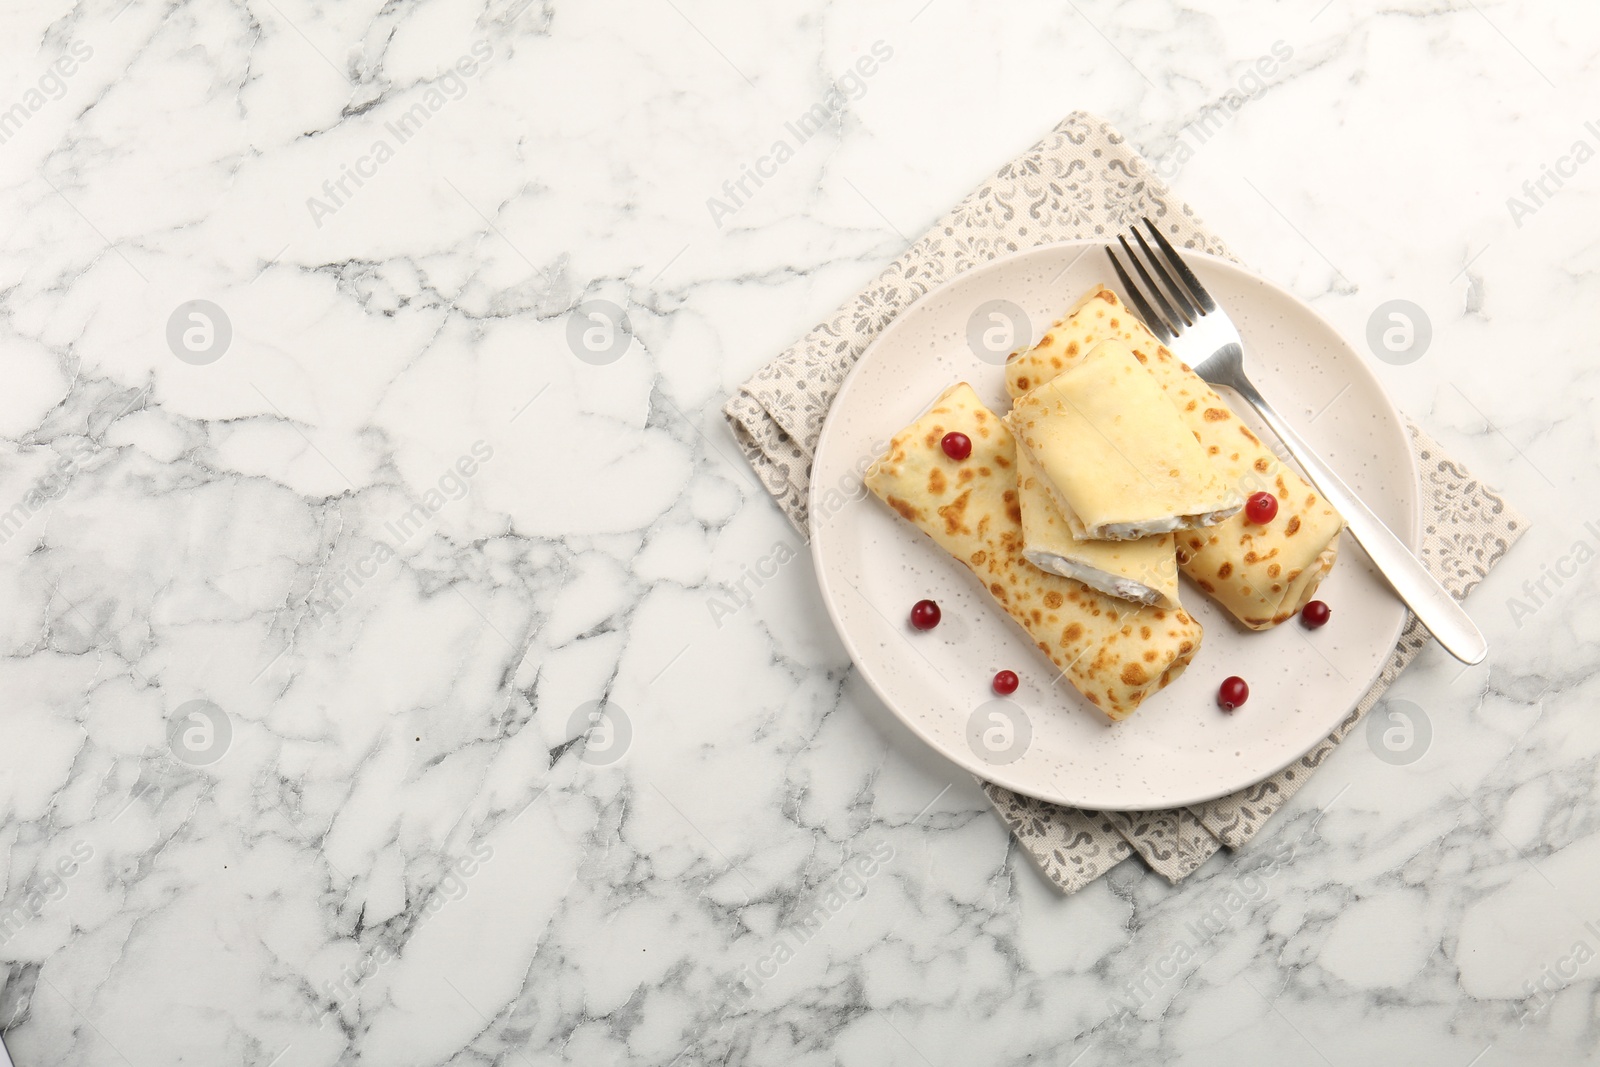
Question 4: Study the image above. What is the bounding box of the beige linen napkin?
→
[724,111,1526,893]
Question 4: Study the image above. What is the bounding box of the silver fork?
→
[1107,217,1487,665]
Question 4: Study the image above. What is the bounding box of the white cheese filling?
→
[1023,549,1164,607]
[1089,505,1242,541]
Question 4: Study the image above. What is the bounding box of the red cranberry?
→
[992,670,1019,695]
[909,599,941,630]
[941,432,972,461]
[1218,676,1249,712]
[1245,492,1279,524]
[1301,600,1331,629]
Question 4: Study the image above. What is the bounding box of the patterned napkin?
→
[724,112,1526,893]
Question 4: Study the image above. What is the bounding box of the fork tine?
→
[1104,247,1173,343]
[1132,228,1197,322]
[1142,218,1215,312]
[1118,235,1190,331]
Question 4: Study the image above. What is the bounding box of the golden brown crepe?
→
[1006,287,1344,629]
[864,382,1202,721]
[1014,446,1183,610]
[1006,338,1242,540]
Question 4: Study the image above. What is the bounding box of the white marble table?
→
[1,0,1595,1063]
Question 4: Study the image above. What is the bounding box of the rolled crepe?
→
[864,382,1202,721]
[1014,446,1182,610]
[1006,339,1242,540]
[1006,286,1344,629]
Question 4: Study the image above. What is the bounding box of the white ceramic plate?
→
[809,242,1419,811]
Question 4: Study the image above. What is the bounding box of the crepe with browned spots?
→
[1006,338,1242,540]
[1005,287,1344,630]
[864,382,1202,721]
[1014,445,1183,610]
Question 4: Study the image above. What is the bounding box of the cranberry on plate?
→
[1301,600,1331,629]
[1218,676,1249,712]
[909,599,941,630]
[992,670,1019,695]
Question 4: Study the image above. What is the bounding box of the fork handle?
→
[1225,375,1488,665]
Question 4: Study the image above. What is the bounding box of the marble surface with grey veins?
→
[0,0,1596,1064]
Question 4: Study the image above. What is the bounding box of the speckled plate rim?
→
[808,241,1421,811]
